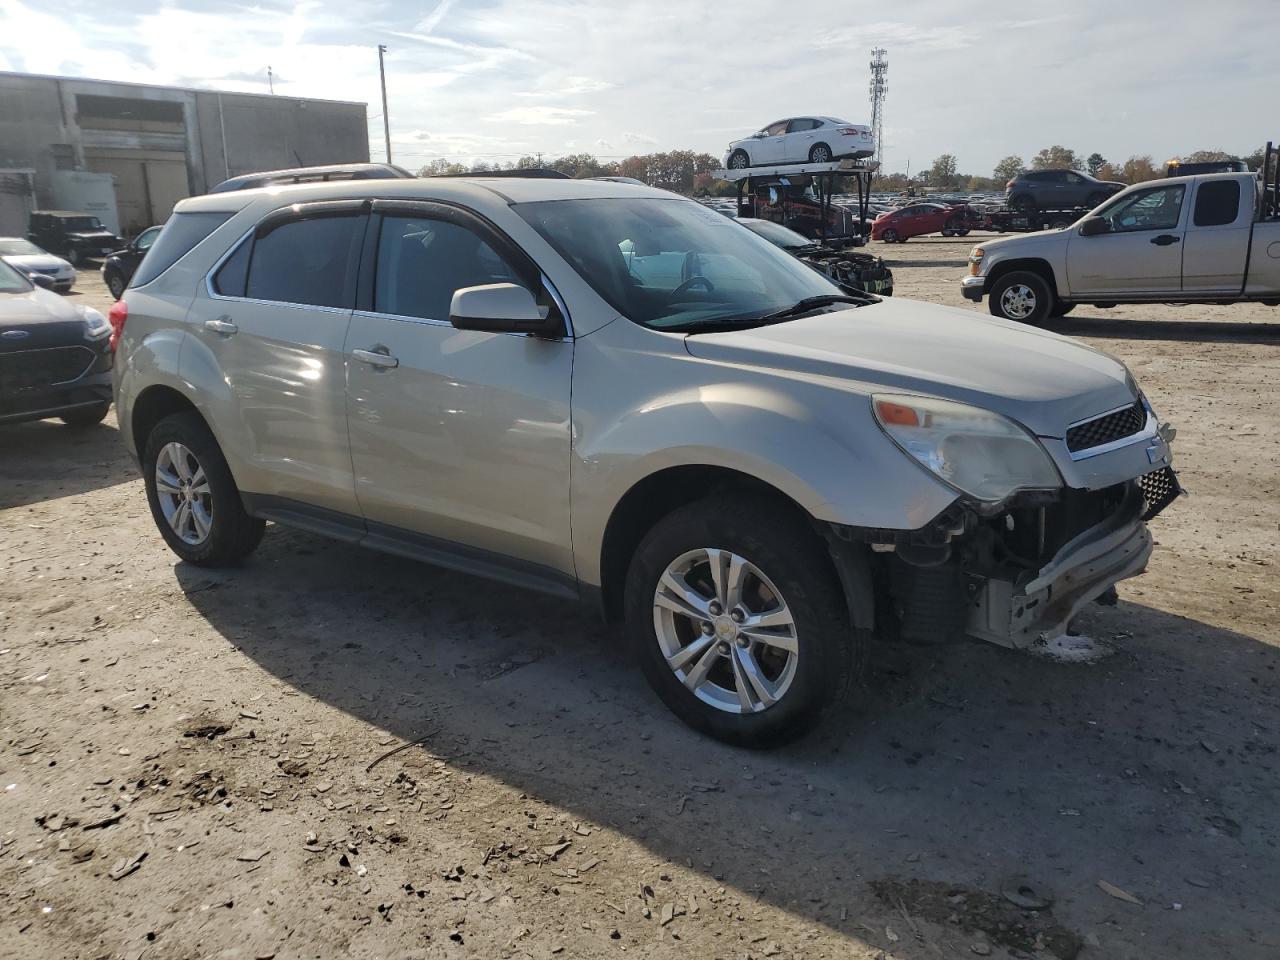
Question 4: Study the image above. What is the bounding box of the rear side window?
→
[245,214,363,309]
[1193,180,1240,227]
[130,211,234,288]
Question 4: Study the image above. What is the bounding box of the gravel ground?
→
[3,242,1278,960]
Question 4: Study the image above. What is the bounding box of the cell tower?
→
[869,48,888,166]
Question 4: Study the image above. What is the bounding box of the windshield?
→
[0,239,44,256]
[513,198,846,330]
[739,219,812,249]
[0,257,33,293]
[62,217,104,232]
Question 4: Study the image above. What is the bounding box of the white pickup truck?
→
[962,171,1280,324]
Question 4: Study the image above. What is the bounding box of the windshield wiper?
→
[759,293,874,320]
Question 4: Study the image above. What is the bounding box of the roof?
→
[31,210,104,217]
[0,69,367,107]
[175,174,677,215]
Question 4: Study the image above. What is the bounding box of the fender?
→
[569,329,957,586]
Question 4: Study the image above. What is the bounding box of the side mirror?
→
[751,132,766,139]
[30,273,56,290]
[449,283,559,336]
[1078,216,1110,237]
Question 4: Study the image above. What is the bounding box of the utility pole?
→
[267,65,275,95]
[868,48,887,167]
[377,44,392,164]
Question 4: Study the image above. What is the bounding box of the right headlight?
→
[872,394,1062,503]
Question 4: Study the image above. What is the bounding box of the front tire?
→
[728,150,750,170]
[59,401,110,427]
[624,494,859,747]
[880,228,899,243]
[989,270,1055,325]
[142,411,264,567]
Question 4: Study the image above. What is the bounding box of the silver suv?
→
[113,177,1179,746]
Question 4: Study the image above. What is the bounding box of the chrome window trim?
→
[1066,397,1158,461]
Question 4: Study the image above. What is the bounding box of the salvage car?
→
[113,176,1179,746]
[1004,169,1124,216]
[725,118,874,170]
[741,181,868,241]
[964,171,1280,324]
[102,225,162,299]
[28,211,122,265]
[737,218,893,294]
[0,237,76,292]
[0,257,114,427]
[871,203,979,243]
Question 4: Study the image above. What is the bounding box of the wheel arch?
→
[597,465,820,623]
[130,384,205,461]
[986,257,1063,299]
[809,141,832,160]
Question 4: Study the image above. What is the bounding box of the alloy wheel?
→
[154,441,213,545]
[1000,283,1038,320]
[810,145,832,163]
[729,152,749,170]
[652,547,799,714]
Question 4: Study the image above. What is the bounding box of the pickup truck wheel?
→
[728,150,750,170]
[1050,302,1075,317]
[624,494,857,747]
[143,412,265,567]
[989,271,1054,325]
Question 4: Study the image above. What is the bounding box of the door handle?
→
[352,347,399,369]
[203,317,238,335]
[1150,234,1180,246]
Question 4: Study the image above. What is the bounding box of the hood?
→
[978,227,1070,253]
[3,253,72,271]
[682,297,1134,437]
[0,285,82,327]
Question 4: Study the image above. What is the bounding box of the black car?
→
[28,211,122,265]
[101,225,162,300]
[0,258,114,427]
[1004,169,1125,214]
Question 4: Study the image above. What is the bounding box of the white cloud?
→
[490,105,594,126]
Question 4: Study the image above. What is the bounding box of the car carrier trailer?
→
[713,159,879,245]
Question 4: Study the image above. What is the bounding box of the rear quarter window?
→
[1193,180,1241,227]
[130,211,235,288]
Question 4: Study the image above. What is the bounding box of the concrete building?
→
[0,71,370,236]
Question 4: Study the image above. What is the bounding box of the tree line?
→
[417,143,1277,198]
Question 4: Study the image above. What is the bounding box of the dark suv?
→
[28,211,122,265]
[101,225,162,299]
[1004,170,1124,215]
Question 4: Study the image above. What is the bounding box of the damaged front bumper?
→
[967,483,1153,649]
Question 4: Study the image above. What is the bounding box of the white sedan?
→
[724,117,874,170]
[0,237,76,292]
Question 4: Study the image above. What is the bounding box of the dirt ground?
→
[3,240,1278,960]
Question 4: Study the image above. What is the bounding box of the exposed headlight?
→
[872,394,1061,503]
[80,306,111,339]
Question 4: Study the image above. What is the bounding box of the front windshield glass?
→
[0,239,43,255]
[0,258,33,293]
[740,219,812,249]
[513,198,846,330]
[63,217,104,231]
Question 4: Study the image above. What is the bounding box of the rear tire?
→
[624,493,861,748]
[106,271,126,300]
[59,401,110,428]
[809,143,833,163]
[142,411,264,567]
[988,270,1055,325]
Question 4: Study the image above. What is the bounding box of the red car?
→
[871,202,978,243]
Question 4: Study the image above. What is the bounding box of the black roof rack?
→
[208,163,416,194]
[429,168,570,180]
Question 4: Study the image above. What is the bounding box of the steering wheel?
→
[667,275,715,301]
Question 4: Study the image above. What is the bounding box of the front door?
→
[756,121,790,164]
[344,202,575,583]
[1065,183,1188,296]
[186,202,364,515]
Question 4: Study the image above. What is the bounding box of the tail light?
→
[107,300,127,352]
[837,127,868,137]
[1005,180,1015,191]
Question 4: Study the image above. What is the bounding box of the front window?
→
[514,198,852,331]
[762,121,788,137]
[1097,185,1186,233]
[0,239,44,256]
[0,257,33,292]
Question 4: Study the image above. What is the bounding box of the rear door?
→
[186,201,364,515]
[1065,182,1189,296]
[1181,177,1251,294]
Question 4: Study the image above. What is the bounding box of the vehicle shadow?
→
[1054,314,1280,344]
[178,527,1280,958]
[0,414,136,509]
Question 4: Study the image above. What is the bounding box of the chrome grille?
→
[1066,402,1145,453]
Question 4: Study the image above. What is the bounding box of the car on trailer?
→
[725,118,875,170]
[1004,169,1124,216]
[716,158,880,246]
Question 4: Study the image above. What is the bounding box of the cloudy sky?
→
[0,0,1272,176]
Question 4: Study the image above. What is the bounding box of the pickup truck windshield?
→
[514,197,849,331]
